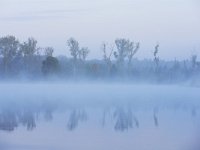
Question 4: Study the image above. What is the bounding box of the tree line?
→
[0,35,199,82]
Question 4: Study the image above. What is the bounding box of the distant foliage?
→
[154,44,159,67]
[67,38,80,62]
[44,47,54,57]
[0,35,199,82]
[0,36,19,75]
[42,56,59,75]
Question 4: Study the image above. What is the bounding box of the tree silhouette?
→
[42,56,59,76]
[0,35,19,75]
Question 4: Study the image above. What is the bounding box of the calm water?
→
[0,83,199,150]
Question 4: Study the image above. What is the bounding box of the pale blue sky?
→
[0,0,199,60]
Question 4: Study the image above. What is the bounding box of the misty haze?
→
[0,0,200,150]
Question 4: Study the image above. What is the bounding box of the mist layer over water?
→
[0,83,199,150]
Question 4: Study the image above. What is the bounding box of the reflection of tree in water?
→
[44,109,53,121]
[102,108,110,127]
[0,109,37,131]
[67,109,88,131]
[0,110,18,131]
[113,107,139,131]
[0,102,56,132]
[0,103,198,132]
[19,110,36,130]
[43,103,55,121]
[191,107,197,117]
[153,107,159,127]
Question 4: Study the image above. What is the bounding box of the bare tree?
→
[127,42,140,66]
[0,35,19,74]
[67,37,90,62]
[78,47,89,61]
[114,38,138,67]
[20,37,40,72]
[114,39,131,65]
[102,42,114,66]
[67,38,79,62]
[191,54,197,69]
[20,38,38,57]
[44,47,54,57]
[154,44,159,67]
[102,42,108,62]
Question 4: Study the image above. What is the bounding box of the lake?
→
[0,83,199,150]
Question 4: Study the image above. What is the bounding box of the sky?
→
[0,0,199,60]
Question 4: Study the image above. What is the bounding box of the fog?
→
[0,83,200,150]
[0,0,200,149]
[0,33,199,150]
